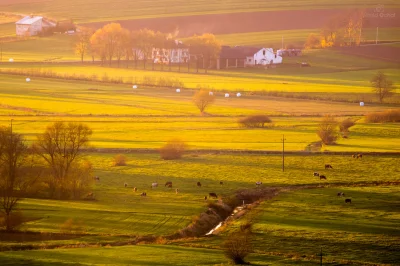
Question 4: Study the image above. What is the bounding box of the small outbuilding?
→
[15,16,55,36]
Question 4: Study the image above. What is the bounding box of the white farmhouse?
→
[245,48,282,66]
[15,16,55,36]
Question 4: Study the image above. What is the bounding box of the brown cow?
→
[357,154,363,159]
[197,182,202,187]
[325,164,333,169]
[352,154,356,158]
[320,175,326,180]
[345,198,352,204]
[220,181,224,185]
[209,193,218,199]
[124,183,128,188]
[166,183,172,188]
[165,181,172,187]
[133,187,137,192]
[204,196,207,200]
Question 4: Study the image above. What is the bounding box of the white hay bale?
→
[176,88,181,93]
[360,102,364,107]
[132,85,138,89]
[225,93,229,98]
[9,58,14,62]
[209,91,213,96]
[236,92,241,97]
[26,78,31,82]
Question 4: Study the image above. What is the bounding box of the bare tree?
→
[223,229,253,264]
[317,115,339,145]
[192,90,216,113]
[75,27,93,63]
[371,71,395,103]
[0,127,41,231]
[33,122,92,199]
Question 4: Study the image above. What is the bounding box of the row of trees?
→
[75,23,222,70]
[0,122,92,231]
[305,9,366,49]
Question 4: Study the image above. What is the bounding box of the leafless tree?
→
[192,90,216,113]
[33,122,92,199]
[371,71,395,103]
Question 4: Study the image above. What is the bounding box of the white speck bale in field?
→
[26,78,31,82]
[360,102,364,106]
[132,85,137,89]
[225,93,229,98]
[9,58,14,62]
[176,88,181,93]
[236,92,241,97]
[209,91,213,96]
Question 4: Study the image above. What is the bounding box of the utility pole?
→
[282,135,284,171]
[375,27,379,44]
[320,246,323,266]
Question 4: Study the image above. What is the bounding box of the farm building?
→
[217,46,282,69]
[15,16,55,36]
[133,40,189,64]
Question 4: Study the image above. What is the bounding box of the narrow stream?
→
[205,204,247,236]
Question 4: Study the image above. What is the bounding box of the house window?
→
[263,50,265,55]
[248,58,251,62]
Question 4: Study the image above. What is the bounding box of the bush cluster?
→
[159,139,186,160]
[238,115,271,128]
[365,109,400,123]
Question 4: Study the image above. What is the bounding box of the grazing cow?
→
[133,187,137,192]
[124,183,128,188]
[165,181,172,187]
[166,183,172,188]
[357,154,363,159]
[209,192,218,199]
[352,154,356,158]
[220,181,224,185]
[337,192,345,197]
[256,181,262,186]
[197,182,202,187]
[320,175,327,180]
[325,164,333,169]
[313,172,320,177]
[94,176,100,181]
[175,188,179,194]
[151,182,158,188]
[204,196,207,200]
[345,198,352,204]
[141,192,147,197]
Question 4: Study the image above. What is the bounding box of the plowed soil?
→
[83,8,400,37]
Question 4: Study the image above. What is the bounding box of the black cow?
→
[94,176,100,181]
[220,181,224,185]
[313,172,320,177]
[320,175,327,180]
[337,192,345,197]
[165,181,172,187]
[197,182,202,187]
[325,164,333,169]
[141,192,147,197]
[124,183,128,188]
[345,198,352,204]
[209,193,218,199]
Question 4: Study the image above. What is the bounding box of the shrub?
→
[0,212,25,231]
[192,90,216,113]
[159,139,186,160]
[60,218,85,234]
[317,115,339,145]
[238,115,271,128]
[223,231,253,264]
[113,154,127,166]
[339,118,356,133]
[365,109,400,123]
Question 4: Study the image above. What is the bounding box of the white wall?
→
[16,19,42,36]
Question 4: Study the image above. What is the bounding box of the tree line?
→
[0,122,92,231]
[304,9,367,49]
[76,23,221,71]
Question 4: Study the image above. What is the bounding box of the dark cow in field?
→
[345,198,352,204]
[141,192,147,197]
[165,181,172,187]
[256,181,262,186]
[337,192,345,197]
[352,154,356,158]
[124,183,128,188]
[220,181,224,185]
[94,176,100,181]
[357,154,363,159]
[197,182,202,187]
[209,192,218,199]
[204,196,207,200]
[325,164,333,169]
[313,172,320,177]
[319,175,326,180]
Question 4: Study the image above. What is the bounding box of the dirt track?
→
[83,8,400,37]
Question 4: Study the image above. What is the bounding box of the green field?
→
[1,0,398,23]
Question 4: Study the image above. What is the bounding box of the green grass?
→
[179,186,400,265]
[2,0,398,23]
[0,22,15,38]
